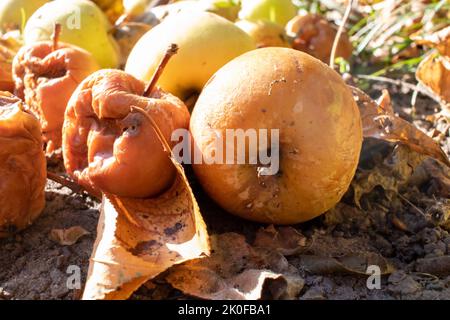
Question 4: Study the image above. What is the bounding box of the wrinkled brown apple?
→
[13,31,99,153]
[62,69,190,198]
[0,91,46,238]
[286,14,353,63]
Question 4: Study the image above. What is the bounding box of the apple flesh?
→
[23,0,120,68]
[125,11,256,100]
[0,91,46,238]
[62,69,190,198]
[13,41,100,153]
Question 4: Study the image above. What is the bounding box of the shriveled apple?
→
[62,65,190,198]
[0,91,46,238]
[13,25,100,153]
[190,48,362,224]
[286,14,353,63]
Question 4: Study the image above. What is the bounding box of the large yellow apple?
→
[0,0,48,32]
[125,11,256,99]
[23,0,120,68]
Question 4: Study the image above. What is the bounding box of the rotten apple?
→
[62,65,190,198]
[286,13,353,63]
[13,25,100,153]
[0,91,46,238]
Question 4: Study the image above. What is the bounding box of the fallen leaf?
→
[352,144,450,207]
[416,52,450,107]
[298,253,394,275]
[351,86,450,166]
[415,256,450,277]
[49,226,90,246]
[413,26,450,108]
[253,225,307,256]
[82,159,210,300]
[413,26,450,57]
[166,233,304,300]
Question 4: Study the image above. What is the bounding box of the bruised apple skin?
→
[190,48,363,224]
[13,41,100,153]
[286,14,353,63]
[0,91,46,238]
[62,69,190,198]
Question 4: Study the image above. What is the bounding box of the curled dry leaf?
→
[82,159,210,300]
[351,86,450,167]
[166,233,304,300]
[416,52,450,108]
[49,226,90,246]
[414,27,450,108]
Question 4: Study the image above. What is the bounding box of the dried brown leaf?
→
[298,253,394,275]
[82,160,210,300]
[415,256,450,277]
[166,233,304,300]
[351,86,450,166]
[416,52,450,106]
[49,226,90,246]
[253,225,307,256]
[413,26,450,57]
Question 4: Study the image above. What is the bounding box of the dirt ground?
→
[0,81,449,300]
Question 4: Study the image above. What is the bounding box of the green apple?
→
[149,0,239,22]
[198,0,241,21]
[235,19,290,48]
[239,0,297,26]
[23,0,120,68]
[125,11,256,100]
[0,0,48,32]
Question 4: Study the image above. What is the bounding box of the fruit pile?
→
[0,0,447,300]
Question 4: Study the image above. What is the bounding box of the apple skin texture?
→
[13,41,100,152]
[0,92,46,238]
[239,0,297,26]
[190,48,363,224]
[62,69,190,198]
[23,0,120,69]
[0,0,48,32]
[125,11,256,100]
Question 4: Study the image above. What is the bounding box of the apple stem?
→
[52,23,61,52]
[47,171,101,199]
[143,43,178,97]
[130,106,173,155]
